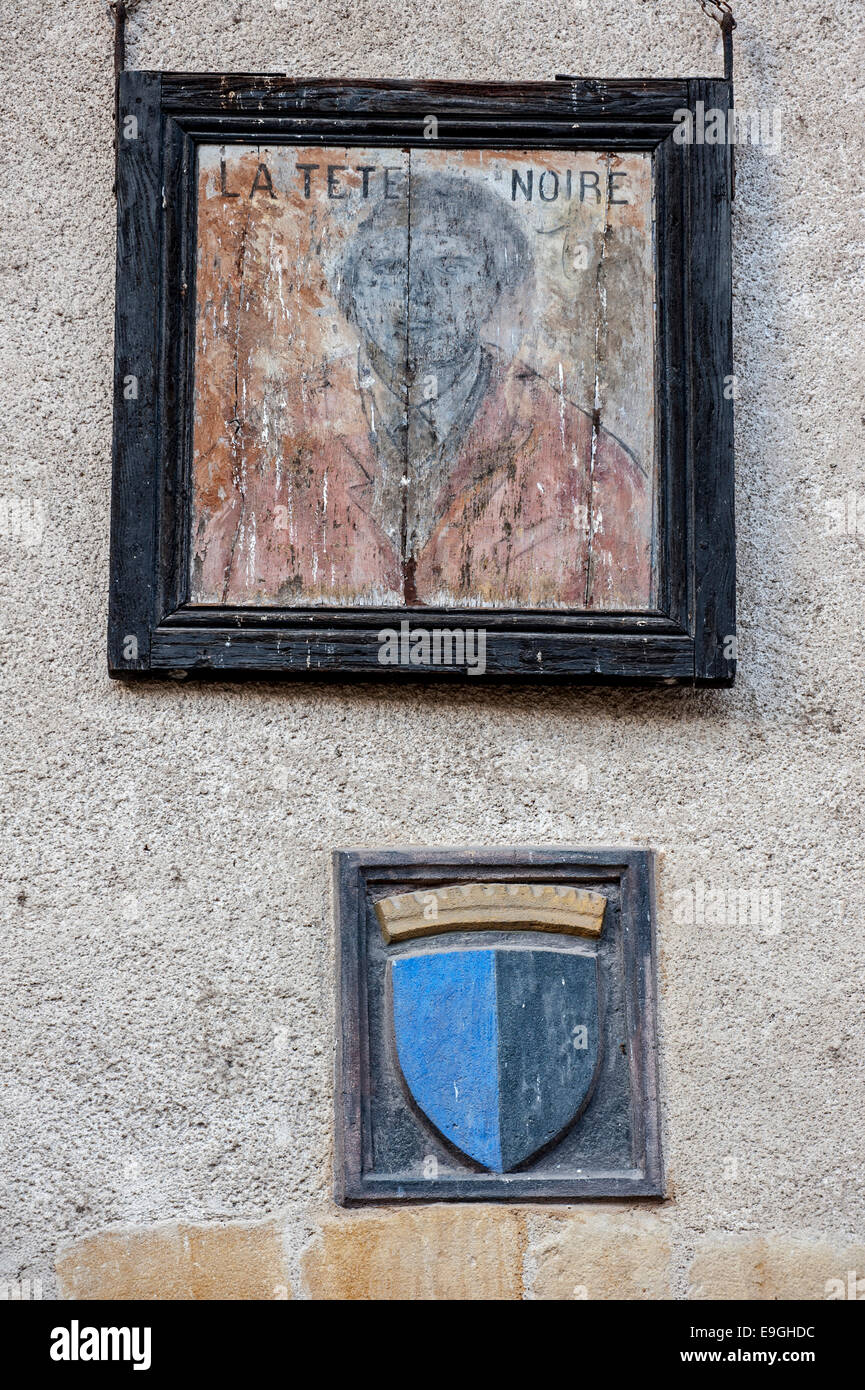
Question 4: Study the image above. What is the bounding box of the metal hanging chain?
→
[108,1,736,89]
[107,0,141,80]
[557,1,736,83]
[105,1,142,195]
[696,0,736,81]
[106,0,736,82]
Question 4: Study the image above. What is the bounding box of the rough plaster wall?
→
[1,0,863,1299]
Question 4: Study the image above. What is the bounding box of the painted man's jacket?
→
[192,351,652,611]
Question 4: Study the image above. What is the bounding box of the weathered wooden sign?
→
[109,76,735,683]
[192,146,655,612]
[335,848,662,1201]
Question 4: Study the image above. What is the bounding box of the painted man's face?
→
[350,223,499,379]
[408,233,494,373]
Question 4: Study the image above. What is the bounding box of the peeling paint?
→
[190,146,656,610]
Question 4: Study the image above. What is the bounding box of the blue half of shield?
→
[391,947,600,1171]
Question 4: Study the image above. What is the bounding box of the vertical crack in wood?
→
[401,150,418,604]
[584,154,612,608]
[222,204,253,603]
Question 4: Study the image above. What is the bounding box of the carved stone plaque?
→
[335,848,662,1202]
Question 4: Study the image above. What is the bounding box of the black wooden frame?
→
[334,847,663,1202]
[109,74,735,685]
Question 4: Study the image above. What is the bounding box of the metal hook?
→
[696,0,736,82]
[556,1,736,85]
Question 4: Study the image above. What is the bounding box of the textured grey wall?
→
[1,0,863,1298]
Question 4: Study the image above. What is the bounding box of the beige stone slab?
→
[688,1236,865,1301]
[301,1207,526,1299]
[56,1220,291,1301]
[529,1207,672,1300]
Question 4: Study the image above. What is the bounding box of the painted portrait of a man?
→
[190,148,655,610]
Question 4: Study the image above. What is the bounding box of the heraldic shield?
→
[378,883,606,1172]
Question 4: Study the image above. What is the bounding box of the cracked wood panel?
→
[190,146,656,611]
